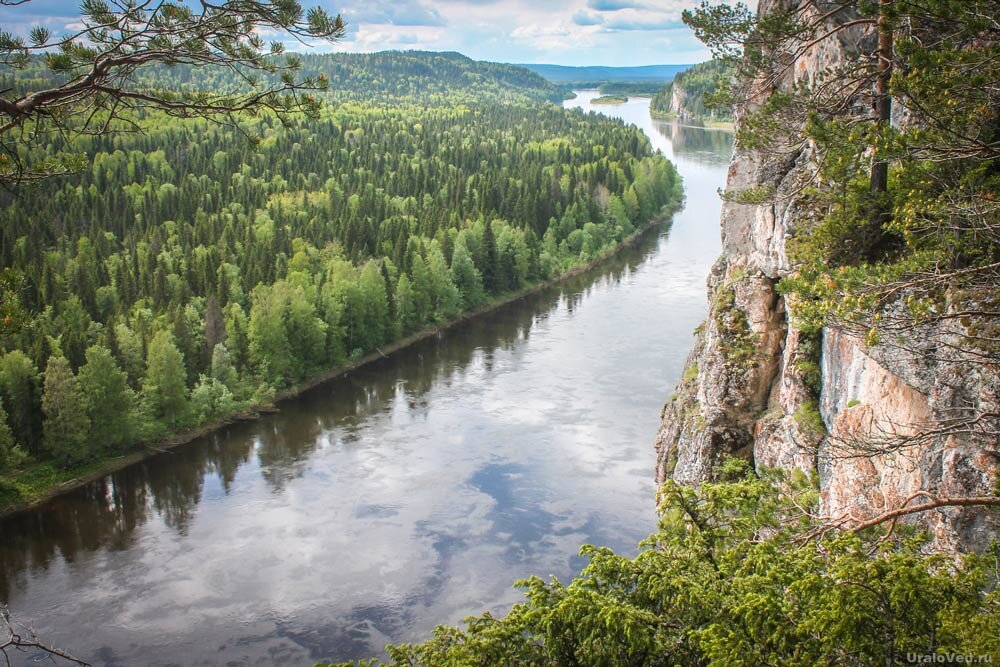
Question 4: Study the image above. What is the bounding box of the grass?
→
[0,457,118,510]
[682,363,699,383]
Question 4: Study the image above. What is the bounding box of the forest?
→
[0,52,680,497]
[649,59,734,123]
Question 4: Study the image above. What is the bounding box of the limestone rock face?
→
[668,84,689,120]
[653,0,999,551]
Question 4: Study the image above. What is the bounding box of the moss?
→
[662,453,678,477]
[712,283,758,370]
[793,401,826,436]
[727,266,747,283]
[682,363,699,383]
[847,399,861,408]
[792,330,823,395]
[683,399,709,434]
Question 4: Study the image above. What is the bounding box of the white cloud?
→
[0,0,727,66]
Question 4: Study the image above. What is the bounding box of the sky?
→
[0,0,740,67]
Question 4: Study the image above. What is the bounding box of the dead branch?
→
[1,607,91,666]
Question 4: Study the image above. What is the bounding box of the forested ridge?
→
[0,52,680,500]
[649,59,734,123]
[1,50,567,108]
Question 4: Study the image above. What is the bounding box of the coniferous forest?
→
[0,51,680,495]
[5,0,999,663]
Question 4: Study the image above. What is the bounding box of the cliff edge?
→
[654,0,1000,552]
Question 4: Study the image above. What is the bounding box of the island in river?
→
[592,95,629,104]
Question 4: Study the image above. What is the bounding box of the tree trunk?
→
[870,0,893,197]
[863,0,894,259]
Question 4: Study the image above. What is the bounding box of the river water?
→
[0,92,733,666]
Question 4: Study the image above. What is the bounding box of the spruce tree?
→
[477,219,500,294]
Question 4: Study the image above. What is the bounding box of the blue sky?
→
[0,0,741,66]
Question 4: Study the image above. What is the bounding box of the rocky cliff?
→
[654,0,1000,551]
[649,59,734,123]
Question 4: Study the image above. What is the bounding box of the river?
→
[0,91,733,666]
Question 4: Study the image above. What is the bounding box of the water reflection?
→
[0,95,732,666]
[660,120,735,167]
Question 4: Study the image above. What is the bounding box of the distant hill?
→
[5,50,566,107]
[304,51,565,104]
[518,63,692,84]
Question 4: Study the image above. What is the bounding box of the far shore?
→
[0,204,681,519]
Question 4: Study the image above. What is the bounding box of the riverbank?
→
[0,202,681,519]
[649,110,734,130]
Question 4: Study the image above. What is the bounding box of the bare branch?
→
[852,492,1000,534]
[1,607,91,666]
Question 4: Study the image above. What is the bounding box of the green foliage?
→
[143,330,188,428]
[650,59,735,122]
[1,0,346,183]
[41,355,90,464]
[210,343,239,392]
[138,51,564,108]
[77,344,135,453]
[792,331,822,395]
[712,283,757,369]
[792,400,826,437]
[0,350,40,456]
[0,398,26,470]
[592,95,628,105]
[0,269,31,340]
[190,375,237,422]
[0,52,681,488]
[449,241,485,310]
[318,462,1000,667]
[249,279,327,387]
[597,81,665,96]
[688,1,1000,362]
